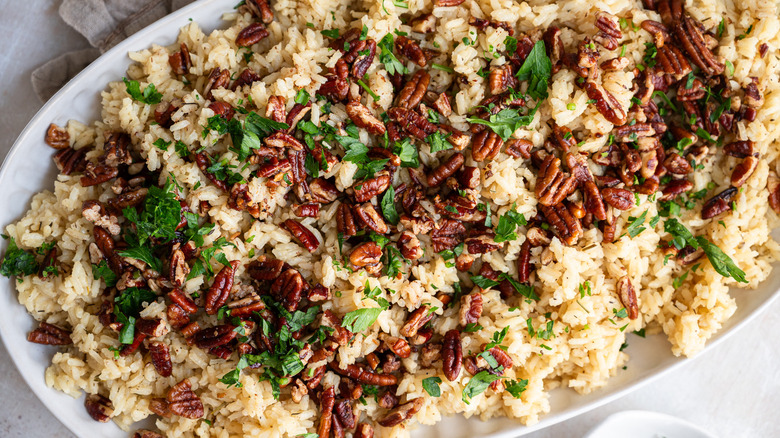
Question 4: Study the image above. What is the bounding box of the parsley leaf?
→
[471,275,500,289]
[393,138,419,167]
[494,209,526,243]
[515,40,552,101]
[499,273,538,300]
[422,376,442,397]
[462,370,502,404]
[341,308,383,332]
[426,131,453,153]
[695,236,747,283]
[123,77,163,105]
[381,186,399,225]
[92,260,117,287]
[0,237,38,279]
[623,210,648,238]
[505,379,528,398]
[377,34,408,76]
[114,287,156,344]
[467,108,533,141]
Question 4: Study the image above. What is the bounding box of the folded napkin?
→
[32,0,194,101]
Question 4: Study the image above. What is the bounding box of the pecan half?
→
[168,42,191,75]
[270,268,305,312]
[442,329,462,381]
[673,15,724,77]
[203,68,230,100]
[318,387,336,438]
[54,147,86,175]
[387,107,437,139]
[353,203,388,234]
[536,155,577,206]
[282,219,320,252]
[136,318,169,338]
[193,324,238,349]
[377,398,424,427]
[427,153,464,187]
[399,307,434,338]
[396,70,430,109]
[195,153,228,191]
[601,187,634,210]
[540,203,582,246]
[247,256,285,281]
[701,187,737,219]
[329,362,398,386]
[148,341,173,377]
[355,423,374,438]
[584,80,627,125]
[731,156,758,188]
[167,380,204,419]
[664,153,692,175]
[168,247,188,287]
[459,292,483,326]
[723,141,754,159]
[660,179,693,201]
[27,322,72,345]
[471,130,504,162]
[133,430,164,438]
[204,260,239,315]
[395,36,426,66]
[346,101,386,136]
[85,394,113,422]
[348,241,383,275]
[245,0,274,23]
[397,231,423,260]
[336,202,358,237]
[433,0,465,5]
[617,276,639,320]
[488,65,517,95]
[457,166,480,189]
[236,22,269,47]
[45,124,69,149]
[309,178,339,203]
[265,131,304,151]
[353,172,391,203]
[80,163,119,187]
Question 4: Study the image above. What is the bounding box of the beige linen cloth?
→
[32,0,195,101]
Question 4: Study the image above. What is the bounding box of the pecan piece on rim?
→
[617,276,639,320]
[245,0,274,23]
[85,394,114,422]
[204,260,240,315]
[167,379,204,419]
[282,219,320,252]
[442,329,463,381]
[377,398,424,428]
[45,124,70,149]
[27,322,72,345]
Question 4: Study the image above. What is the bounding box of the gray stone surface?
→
[0,1,777,437]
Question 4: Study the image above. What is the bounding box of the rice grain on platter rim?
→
[5,0,780,436]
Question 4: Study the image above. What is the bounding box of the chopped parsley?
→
[122,77,163,105]
[377,34,408,76]
[341,307,383,332]
[422,376,442,397]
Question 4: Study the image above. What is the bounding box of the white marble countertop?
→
[0,1,778,437]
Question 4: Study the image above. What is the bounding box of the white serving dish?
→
[0,0,777,436]
[584,410,717,438]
